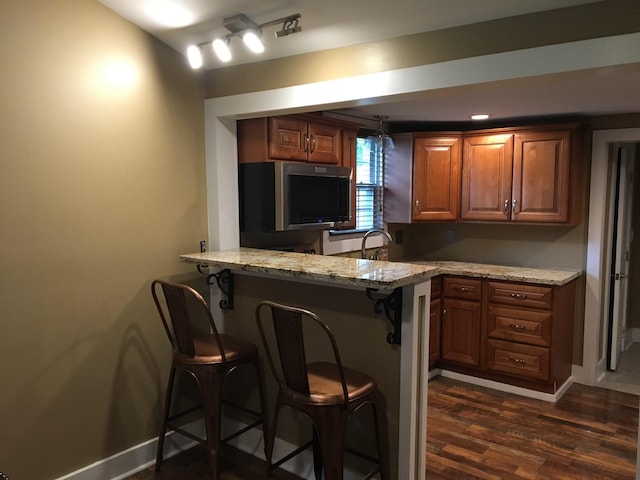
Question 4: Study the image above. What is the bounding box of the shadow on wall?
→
[0,274,206,479]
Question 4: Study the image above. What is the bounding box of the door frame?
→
[583,129,640,385]
[606,144,635,370]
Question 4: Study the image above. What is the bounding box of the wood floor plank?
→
[426,377,638,479]
[127,377,638,479]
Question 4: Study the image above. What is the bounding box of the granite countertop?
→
[411,260,582,286]
[180,248,582,289]
[180,247,439,290]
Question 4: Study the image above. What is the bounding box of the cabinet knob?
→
[503,199,509,213]
[512,199,518,214]
[508,356,527,365]
[455,287,470,293]
[510,292,528,300]
[310,135,316,153]
[509,323,526,331]
[414,200,420,215]
[304,135,309,153]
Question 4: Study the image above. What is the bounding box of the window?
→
[355,136,384,231]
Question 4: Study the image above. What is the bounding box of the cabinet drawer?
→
[487,305,551,347]
[486,339,550,381]
[487,281,552,309]
[443,277,482,300]
[431,276,442,298]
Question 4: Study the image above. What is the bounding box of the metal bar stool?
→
[255,300,388,480]
[152,280,269,479]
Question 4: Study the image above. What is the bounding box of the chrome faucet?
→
[361,228,393,260]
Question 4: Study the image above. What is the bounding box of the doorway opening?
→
[597,142,639,396]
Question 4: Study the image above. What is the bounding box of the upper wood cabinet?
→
[340,126,358,230]
[461,126,583,224]
[384,133,461,223]
[460,133,514,222]
[238,115,359,165]
[385,123,585,226]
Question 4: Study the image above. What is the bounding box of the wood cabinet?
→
[341,126,358,230]
[384,133,461,223]
[460,133,514,222]
[237,114,360,166]
[385,123,584,226]
[431,275,577,394]
[429,276,442,369]
[461,126,582,224]
[485,280,575,390]
[441,276,482,368]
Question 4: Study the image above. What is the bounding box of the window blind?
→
[356,137,384,231]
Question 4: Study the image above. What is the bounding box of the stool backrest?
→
[151,280,225,361]
[255,301,348,405]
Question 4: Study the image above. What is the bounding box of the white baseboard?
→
[55,421,205,480]
[56,418,367,480]
[439,369,574,402]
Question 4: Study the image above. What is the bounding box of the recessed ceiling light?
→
[471,114,490,120]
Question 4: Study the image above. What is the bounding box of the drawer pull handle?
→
[510,293,528,300]
[455,287,470,293]
[509,323,526,331]
[508,356,527,365]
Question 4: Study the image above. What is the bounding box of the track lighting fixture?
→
[186,45,203,69]
[186,13,302,68]
[212,38,232,63]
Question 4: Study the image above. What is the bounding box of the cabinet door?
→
[268,116,309,161]
[412,136,461,221]
[340,127,357,228]
[512,130,571,223]
[429,298,441,369]
[308,122,342,164]
[441,298,481,367]
[461,134,514,221]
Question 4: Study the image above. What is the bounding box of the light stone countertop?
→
[411,260,582,285]
[180,247,439,290]
[180,248,582,289]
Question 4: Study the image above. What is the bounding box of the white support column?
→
[204,105,240,331]
[398,279,430,480]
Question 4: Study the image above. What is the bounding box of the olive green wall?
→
[225,275,401,479]
[2,0,640,478]
[0,1,206,478]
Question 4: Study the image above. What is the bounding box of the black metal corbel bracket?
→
[207,269,234,310]
[366,287,402,345]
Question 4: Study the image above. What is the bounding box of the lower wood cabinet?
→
[441,277,482,368]
[431,275,577,394]
[429,277,442,369]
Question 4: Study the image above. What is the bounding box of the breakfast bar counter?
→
[179,248,582,480]
[181,247,435,480]
[180,247,439,289]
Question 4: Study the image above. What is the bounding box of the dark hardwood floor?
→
[129,377,638,479]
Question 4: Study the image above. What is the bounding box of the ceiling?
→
[99,0,640,124]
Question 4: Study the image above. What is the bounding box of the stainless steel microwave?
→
[239,161,352,232]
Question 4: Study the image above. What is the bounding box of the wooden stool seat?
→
[305,362,377,404]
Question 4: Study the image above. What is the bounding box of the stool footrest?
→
[270,440,313,470]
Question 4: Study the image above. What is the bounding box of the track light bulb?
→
[243,30,264,54]
[212,38,232,62]
[186,45,203,69]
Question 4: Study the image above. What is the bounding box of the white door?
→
[608,144,635,370]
